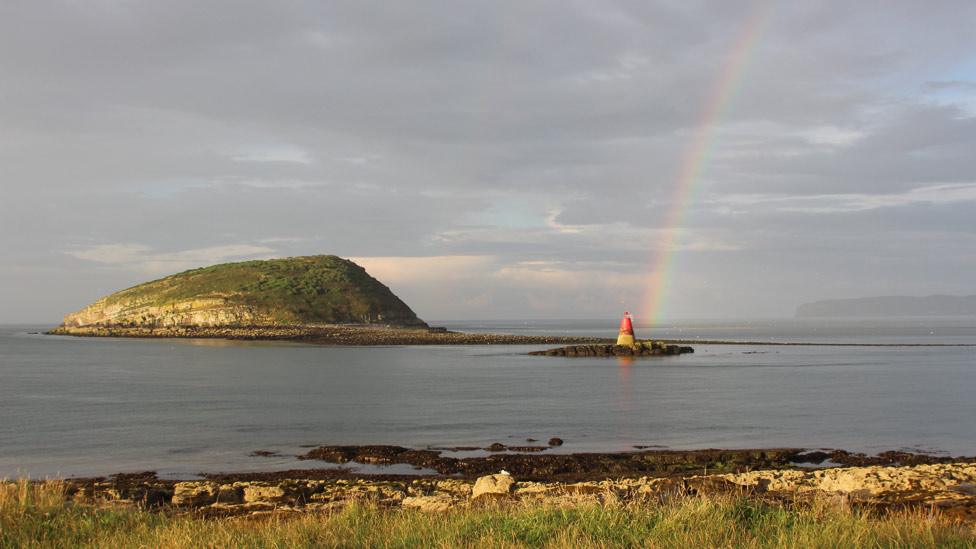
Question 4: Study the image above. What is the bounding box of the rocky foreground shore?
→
[46,447,976,524]
[49,324,614,346]
[63,462,976,523]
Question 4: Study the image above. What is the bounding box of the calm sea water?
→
[1,318,975,479]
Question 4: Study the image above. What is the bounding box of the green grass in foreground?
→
[2,481,974,548]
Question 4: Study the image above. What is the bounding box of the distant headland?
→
[796,294,976,318]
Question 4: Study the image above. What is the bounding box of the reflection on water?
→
[615,356,634,413]
[183,338,243,348]
[615,356,635,368]
[181,338,302,348]
[615,356,636,445]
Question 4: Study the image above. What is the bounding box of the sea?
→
[1,318,975,479]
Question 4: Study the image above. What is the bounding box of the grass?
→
[2,481,974,548]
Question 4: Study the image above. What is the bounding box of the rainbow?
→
[640,1,774,325]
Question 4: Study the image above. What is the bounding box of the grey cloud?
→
[2,0,975,322]
[927,81,976,91]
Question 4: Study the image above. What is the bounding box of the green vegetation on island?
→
[56,255,427,329]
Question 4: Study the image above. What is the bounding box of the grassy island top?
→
[64,255,426,328]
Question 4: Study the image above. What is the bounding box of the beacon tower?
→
[617,311,635,347]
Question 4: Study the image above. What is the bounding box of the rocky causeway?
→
[49,323,618,346]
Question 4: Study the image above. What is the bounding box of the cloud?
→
[65,244,277,274]
[799,126,865,147]
[66,244,154,265]
[495,261,644,292]
[230,145,312,164]
[545,210,585,234]
[715,183,976,214]
[335,155,381,165]
[3,1,976,321]
[348,255,497,285]
[926,81,976,91]
[350,255,649,317]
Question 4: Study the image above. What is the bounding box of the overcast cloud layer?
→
[2,0,975,323]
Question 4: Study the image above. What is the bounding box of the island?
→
[48,255,612,346]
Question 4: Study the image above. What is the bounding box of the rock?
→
[794,451,831,464]
[548,438,564,447]
[513,482,551,498]
[172,482,218,507]
[506,446,548,452]
[472,473,515,501]
[216,485,243,504]
[716,463,976,504]
[45,460,976,521]
[529,343,694,358]
[950,484,976,496]
[143,487,174,507]
[486,443,507,452]
[684,477,752,496]
[560,482,605,495]
[401,494,456,512]
[97,487,123,502]
[242,484,287,504]
[435,480,473,498]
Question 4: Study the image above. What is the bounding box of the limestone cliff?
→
[57,255,426,329]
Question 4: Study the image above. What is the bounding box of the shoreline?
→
[27,446,976,523]
[47,446,976,484]
[45,324,976,347]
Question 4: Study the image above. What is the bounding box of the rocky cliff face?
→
[58,255,426,329]
[62,297,263,328]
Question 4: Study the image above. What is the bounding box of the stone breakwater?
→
[529,342,694,357]
[56,463,976,522]
[48,324,614,346]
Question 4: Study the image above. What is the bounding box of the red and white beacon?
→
[617,311,636,347]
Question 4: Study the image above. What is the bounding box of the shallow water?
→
[1,319,975,478]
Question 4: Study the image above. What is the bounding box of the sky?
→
[2,0,976,323]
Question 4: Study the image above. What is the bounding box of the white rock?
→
[472,474,516,501]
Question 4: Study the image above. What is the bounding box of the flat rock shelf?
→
[529,342,694,357]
